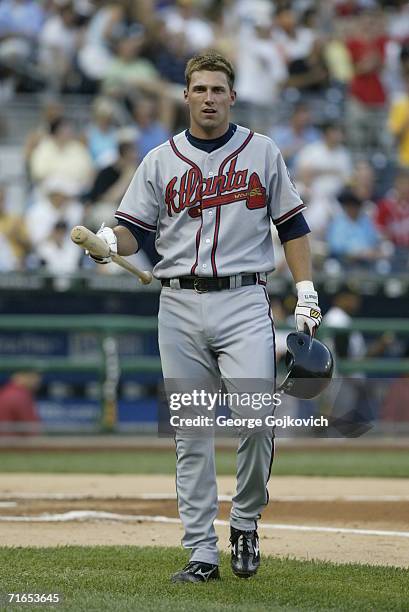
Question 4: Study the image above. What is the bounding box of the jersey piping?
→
[211,131,254,276]
[115,210,157,232]
[169,136,204,275]
[273,203,306,226]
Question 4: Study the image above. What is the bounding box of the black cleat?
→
[230,527,260,578]
[171,561,220,583]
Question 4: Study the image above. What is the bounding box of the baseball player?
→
[91,52,322,582]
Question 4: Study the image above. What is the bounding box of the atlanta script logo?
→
[165,157,266,218]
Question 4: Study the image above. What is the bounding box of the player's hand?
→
[87,223,117,264]
[295,285,322,336]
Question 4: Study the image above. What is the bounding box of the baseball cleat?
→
[230,527,260,578]
[171,561,220,583]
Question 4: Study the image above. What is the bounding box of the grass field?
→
[1,547,408,612]
[0,449,408,477]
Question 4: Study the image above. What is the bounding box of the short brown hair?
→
[185,52,235,91]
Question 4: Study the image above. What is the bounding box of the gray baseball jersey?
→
[115,124,305,278]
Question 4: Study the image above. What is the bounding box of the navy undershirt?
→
[185,123,237,152]
[117,124,310,247]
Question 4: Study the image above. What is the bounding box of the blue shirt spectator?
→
[85,97,120,168]
[327,189,380,261]
[132,97,170,160]
[137,120,170,159]
[270,103,320,170]
[0,0,45,38]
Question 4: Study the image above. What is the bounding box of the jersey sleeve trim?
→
[115,211,157,232]
[273,203,306,226]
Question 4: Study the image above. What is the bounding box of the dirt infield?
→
[0,474,408,568]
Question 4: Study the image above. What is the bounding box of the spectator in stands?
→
[326,188,381,265]
[24,97,64,170]
[388,62,409,167]
[323,17,354,88]
[162,0,215,52]
[25,176,84,247]
[0,0,45,64]
[85,96,120,168]
[334,1,365,18]
[235,4,287,125]
[102,28,161,98]
[131,96,170,160]
[77,2,127,83]
[274,5,328,93]
[375,167,409,257]
[36,219,82,275]
[29,117,94,191]
[0,183,30,270]
[324,288,398,364]
[294,121,352,237]
[0,368,41,435]
[0,0,45,38]
[324,291,366,360]
[295,121,352,200]
[349,159,378,205]
[0,0,46,95]
[345,9,389,152]
[152,28,191,86]
[82,129,138,230]
[38,1,83,92]
[270,102,321,170]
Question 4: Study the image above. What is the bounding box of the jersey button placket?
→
[197,159,216,276]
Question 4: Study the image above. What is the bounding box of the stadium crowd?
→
[0,0,408,276]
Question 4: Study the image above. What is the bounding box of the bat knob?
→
[71,226,83,243]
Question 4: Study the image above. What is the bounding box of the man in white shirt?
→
[294,121,352,233]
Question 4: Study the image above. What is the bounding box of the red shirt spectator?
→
[346,11,388,106]
[335,1,362,18]
[376,171,409,248]
[347,36,387,105]
[0,372,41,435]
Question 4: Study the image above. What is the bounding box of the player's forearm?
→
[113,225,139,256]
[283,235,313,283]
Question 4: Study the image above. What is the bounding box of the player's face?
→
[185,70,236,139]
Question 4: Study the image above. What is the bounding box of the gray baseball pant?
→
[158,283,276,566]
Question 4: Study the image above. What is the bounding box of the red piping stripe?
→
[274,203,305,226]
[210,130,254,277]
[191,218,203,275]
[210,207,221,276]
[169,137,203,275]
[115,211,156,231]
[261,285,276,508]
[262,287,276,382]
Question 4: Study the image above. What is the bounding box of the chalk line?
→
[0,511,408,538]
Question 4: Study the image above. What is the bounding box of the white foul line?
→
[1,493,409,502]
[0,511,408,538]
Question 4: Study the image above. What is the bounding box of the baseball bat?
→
[71,225,153,285]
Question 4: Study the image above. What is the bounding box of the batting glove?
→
[294,281,322,336]
[88,223,117,264]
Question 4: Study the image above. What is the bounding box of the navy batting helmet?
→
[279,332,334,399]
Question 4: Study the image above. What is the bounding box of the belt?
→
[161,274,258,293]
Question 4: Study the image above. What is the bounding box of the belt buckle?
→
[194,278,208,293]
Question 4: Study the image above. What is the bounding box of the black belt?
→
[161,274,258,293]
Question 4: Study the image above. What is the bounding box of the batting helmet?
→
[279,332,334,399]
